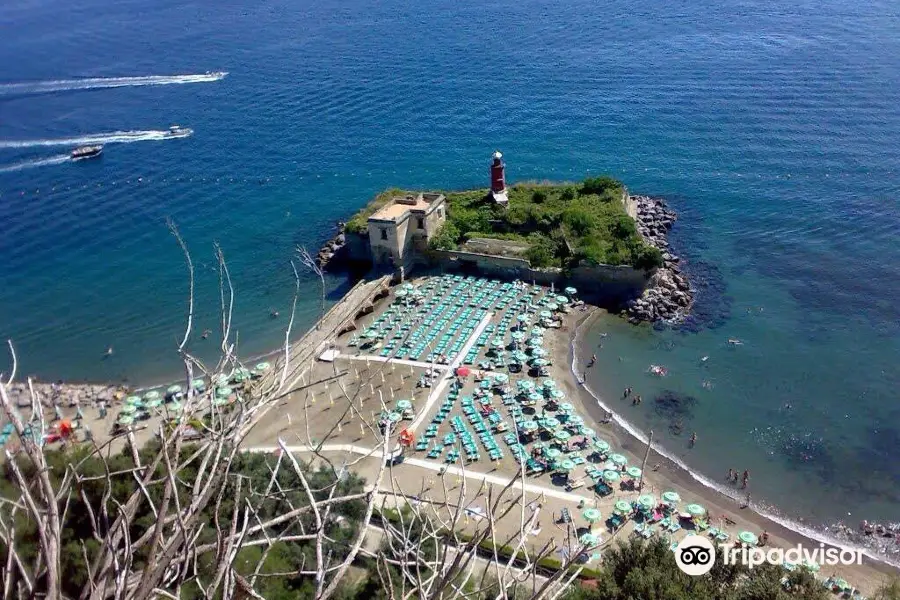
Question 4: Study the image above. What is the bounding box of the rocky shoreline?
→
[624,195,694,324]
[315,221,347,268]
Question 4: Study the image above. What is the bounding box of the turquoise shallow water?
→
[1,0,898,534]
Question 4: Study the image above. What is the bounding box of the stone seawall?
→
[624,195,693,324]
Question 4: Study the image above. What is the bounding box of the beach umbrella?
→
[545,448,562,460]
[517,379,535,391]
[579,533,599,547]
[556,295,568,304]
[592,439,611,452]
[614,500,632,515]
[532,358,549,367]
[125,395,142,406]
[167,401,183,413]
[166,384,183,395]
[511,331,525,341]
[638,494,656,509]
[216,386,233,398]
[662,491,681,504]
[582,508,602,523]
[117,414,135,425]
[610,453,628,466]
[581,427,596,438]
[531,326,545,336]
[539,310,552,319]
[120,404,137,415]
[192,378,206,390]
[550,389,565,400]
[491,337,504,348]
[527,392,543,403]
[493,373,509,384]
[544,417,560,429]
[554,430,572,442]
[531,348,548,357]
[546,302,559,311]
[512,351,529,362]
[395,288,408,298]
[567,415,584,427]
[565,287,577,296]
[801,559,820,573]
[602,470,621,483]
[456,366,471,378]
[686,504,706,517]
[143,390,161,401]
[255,362,271,372]
[215,374,230,387]
[145,398,163,409]
[559,460,576,471]
[523,420,539,432]
[363,329,379,339]
[517,313,529,323]
[396,399,412,410]
[738,531,759,545]
[542,379,557,389]
[559,401,574,412]
[231,367,252,382]
[528,336,543,347]
[387,412,402,423]
[833,579,851,592]
[214,397,230,406]
[626,466,642,479]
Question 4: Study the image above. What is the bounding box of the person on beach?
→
[760,530,769,546]
[623,387,632,398]
[689,432,697,448]
[635,395,642,406]
[741,470,750,489]
[98,400,107,419]
[588,354,597,367]
[728,468,735,481]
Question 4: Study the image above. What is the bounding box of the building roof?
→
[369,193,445,222]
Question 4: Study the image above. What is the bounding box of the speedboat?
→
[71,145,103,160]
[164,125,192,138]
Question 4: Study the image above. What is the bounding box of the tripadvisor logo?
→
[675,535,716,576]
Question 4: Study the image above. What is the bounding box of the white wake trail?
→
[0,154,71,173]
[0,129,193,150]
[0,72,227,96]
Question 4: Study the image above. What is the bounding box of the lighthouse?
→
[490,151,509,206]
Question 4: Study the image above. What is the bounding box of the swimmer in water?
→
[701,355,709,362]
[201,329,212,339]
[728,338,743,346]
[103,346,113,358]
[270,309,279,319]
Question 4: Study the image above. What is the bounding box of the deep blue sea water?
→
[1,0,898,534]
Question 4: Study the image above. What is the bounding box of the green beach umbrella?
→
[539,310,552,319]
[517,380,535,391]
[638,494,656,508]
[544,417,560,429]
[662,491,681,504]
[545,448,562,460]
[191,378,206,390]
[626,466,642,478]
[565,287,577,296]
[395,288,408,298]
[686,504,706,517]
[387,412,402,422]
[554,430,572,442]
[568,415,584,426]
[216,386,233,398]
[610,453,628,466]
[145,398,163,409]
[117,414,135,425]
[523,420,539,431]
[396,399,412,410]
[556,295,568,304]
[579,533,599,547]
[559,460,576,471]
[363,329,379,339]
[592,439,611,452]
[559,401,574,412]
[255,362,271,372]
[614,500,632,515]
[546,302,559,311]
[517,313,529,322]
[542,378,557,389]
[512,350,529,362]
[527,392,543,403]
[167,401,183,413]
[834,579,851,592]
[550,389,565,400]
[215,374,230,387]
[491,337,504,348]
[511,331,525,341]
[493,373,509,384]
[602,470,621,483]
[231,367,252,382]
[143,390,161,401]
[582,508,602,523]
[528,336,543,346]
[801,559,820,573]
[532,358,549,367]
[581,426,596,438]
[531,347,548,357]
[214,397,230,407]
[738,531,759,545]
[120,404,137,415]
[166,384,183,395]
[125,395,142,405]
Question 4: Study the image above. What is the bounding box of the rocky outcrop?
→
[624,195,694,324]
[316,221,347,269]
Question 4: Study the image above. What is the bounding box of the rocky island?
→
[318,152,694,325]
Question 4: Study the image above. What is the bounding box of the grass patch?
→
[345,188,405,234]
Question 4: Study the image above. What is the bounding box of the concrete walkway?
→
[336,354,449,372]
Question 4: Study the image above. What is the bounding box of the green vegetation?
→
[346,188,405,234]
[434,178,663,270]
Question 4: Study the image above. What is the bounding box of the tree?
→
[429,222,461,251]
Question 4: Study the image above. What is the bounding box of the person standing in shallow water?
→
[689,432,697,448]
[742,470,750,489]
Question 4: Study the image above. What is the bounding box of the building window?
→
[417,217,425,230]
[380,228,388,241]
[437,208,444,218]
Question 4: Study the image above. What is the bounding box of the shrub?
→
[581,176,621,196]
[429,222,461,251]
[532,190,547,203]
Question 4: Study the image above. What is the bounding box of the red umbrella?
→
[455,367,471,377]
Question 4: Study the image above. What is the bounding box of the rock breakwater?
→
[315,221,347,269]
[625,195,694,324]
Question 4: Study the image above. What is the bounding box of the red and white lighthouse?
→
[490,150,509,205]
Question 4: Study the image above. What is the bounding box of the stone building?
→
[367,192,446,268]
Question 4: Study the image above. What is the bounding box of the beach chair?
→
[633,523,645,536]
[642,526,655,539]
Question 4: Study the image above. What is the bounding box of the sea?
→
[1,0,898,553]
